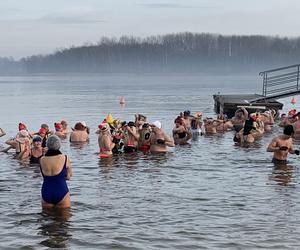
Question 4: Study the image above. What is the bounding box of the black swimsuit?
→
[30,150,43,164]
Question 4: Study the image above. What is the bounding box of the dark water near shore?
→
[0,74,300,249]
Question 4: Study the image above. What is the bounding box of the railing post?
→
[263,73,267,96]
[297,65,300,90]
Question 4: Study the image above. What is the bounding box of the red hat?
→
[18,122,27,131]
[98,123,109,132]
[54,122,63,130]
[288,109,297,116]
[39,128,47,135]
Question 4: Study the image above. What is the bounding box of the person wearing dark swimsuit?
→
[40,135,72,209]
[30,136,44,164]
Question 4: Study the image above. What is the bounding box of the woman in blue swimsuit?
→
[40,135,72,209]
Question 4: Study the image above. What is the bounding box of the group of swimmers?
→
[0,107,299,209]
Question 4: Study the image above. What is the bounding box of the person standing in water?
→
[267,125,299,165]
[150,121,175,153]
[40,135,72,209]
[98,123,115,157]
[30,136,45,164]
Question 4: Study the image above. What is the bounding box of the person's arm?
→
[164,132,175,147]
[267,138,280,152]
[104,136,115,150]
[127,127,139,141]
[66,156,72,180]
[16,142,30,160]
[5,138,17,148]
[241,107,248,119]
[0,128,6,137]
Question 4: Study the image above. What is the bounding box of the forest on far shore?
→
[1,32,300,74]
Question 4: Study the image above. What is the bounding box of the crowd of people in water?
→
[0,107,300,209]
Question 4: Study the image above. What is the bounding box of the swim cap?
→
[46,135,61,150]
[152,120,162,129]
[32,135,42,143]
[283,125,294,136]
[183,110,191,116]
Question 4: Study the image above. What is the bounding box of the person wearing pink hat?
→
[149,121,174,153]
[98,123,115,157]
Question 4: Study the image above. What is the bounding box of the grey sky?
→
[1,0,300,58]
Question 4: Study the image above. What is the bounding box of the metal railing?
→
[259,64,300,98]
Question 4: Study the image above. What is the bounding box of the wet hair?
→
[243,118,255,136]
[183,110,191,116]
[142,123,150,129]
[46,135,61,150]
[127,121,135,127]
[283,125,294,136]
[74,122,85,131]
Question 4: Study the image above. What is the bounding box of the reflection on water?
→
[1,75,300,249]
[38,208,72,249]
[270,164,294,186]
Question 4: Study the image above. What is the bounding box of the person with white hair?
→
[149,121,174,153]
[40,135,72,209]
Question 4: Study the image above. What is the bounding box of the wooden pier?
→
[213,94,283,118]
[213,64,300,118]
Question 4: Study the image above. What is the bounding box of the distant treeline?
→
[0,57,23,74]
[3,32,300,74]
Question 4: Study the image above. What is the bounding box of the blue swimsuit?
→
[40,155,69,205]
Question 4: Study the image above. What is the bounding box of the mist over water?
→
[0,74,300,249]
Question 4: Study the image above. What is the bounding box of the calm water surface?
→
[0,74,300,249]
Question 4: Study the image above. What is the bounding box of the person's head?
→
[98,123,110,133]
[183,110,191,117]
[80,121,87,128]
[137,114,147,121]
[46,135,61,150]
[283,125,294,136]
[127,121,135,128]
[18,122,27,131]
[61,120,68,129]
[54,122,63,132]
[32,136,42,147]
[38,128,47,137]
[151,120,162,132]
[41,124,49,132]
[142,123,150,130]
[74,122,85,131]
[174,116,184,126]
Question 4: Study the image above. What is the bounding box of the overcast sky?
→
[1,0,300,59]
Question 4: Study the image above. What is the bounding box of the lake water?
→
[0,74,300,249]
